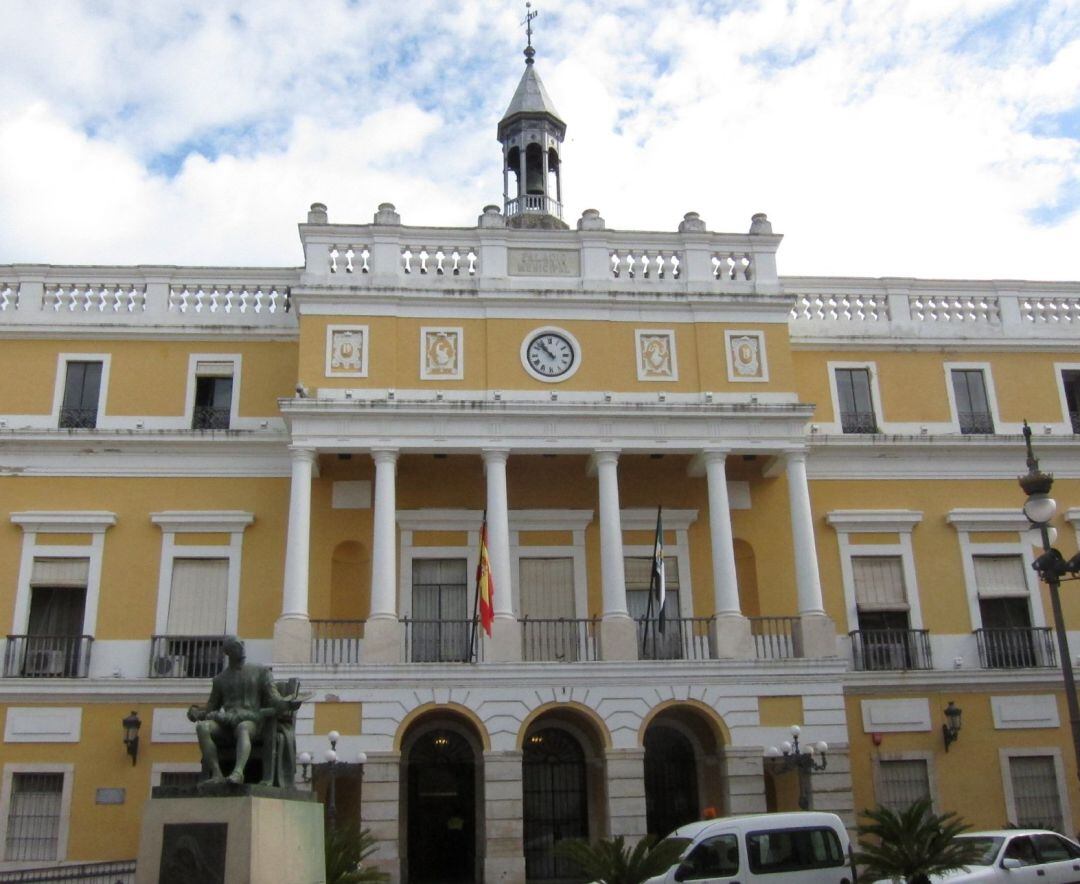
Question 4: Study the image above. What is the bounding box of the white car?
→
[928,830,1080,882]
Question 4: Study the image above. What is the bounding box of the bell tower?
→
[498,3,567,230]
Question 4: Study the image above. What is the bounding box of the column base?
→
[793,613,837,658]
[599,616,638,662]
[272,617,312,664]
[363,617,404,663]
[709,614,754,660]
[489,617,522,662]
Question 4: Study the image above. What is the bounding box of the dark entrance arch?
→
[644,724,700,838]
[406,728,476,884]
[523,727,589,882]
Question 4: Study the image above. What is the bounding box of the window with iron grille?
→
[192,363,233,430]
[1009,755,1064,832]
[59,361,102,429]
[5,772,64,861]
[951,369,994,434]
[835,367,878,433]
[1062,369,1080,434]
[877,759,930,812]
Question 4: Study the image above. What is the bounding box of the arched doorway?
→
[523,727,589,883]
[405,727,478,884]
[644,725,699,838]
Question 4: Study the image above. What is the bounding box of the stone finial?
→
[478,205,506,228]
[577,208,606,231]
[678,211,706,233]
[373,202,401,225]
[307,203,328,224]
[749,212,773,235]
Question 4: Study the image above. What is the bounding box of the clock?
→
[521,327,581,382]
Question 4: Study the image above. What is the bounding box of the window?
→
[746,827,845,873]
[4,772,64,861]
[154,558,229,677]
[20,558,90,677]
[682,833,739,878]
[59,361,102,428]
[158,771,203,790]
[410,558,469,662]
[192,368,233,430]
[835,367,878,433]
[626,556,682,659]
[1008,755,1064,832]
[974,555,1046,668]
[877,759,931,812]
[520,557,578,662]
[852,556,916,670]
[1062,369,1080,433]
[951,369,994,434]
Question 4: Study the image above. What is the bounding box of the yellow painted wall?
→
[845,690,1080,830]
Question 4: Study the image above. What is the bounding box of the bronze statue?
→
[187,637,304,787]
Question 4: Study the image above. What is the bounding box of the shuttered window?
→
[1009,756,1064,832]
[974,555,1028,598]
[5,772,64,861]
[520,558,575,620]
[31,558,89,588]
[166,558,228,635]
[877,759,930,812]
[853,556,907,610]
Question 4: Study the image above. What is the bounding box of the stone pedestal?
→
[709,614,754,659]
[793,613,838,658]
[136,789,324,884]
[273,617,312,664]
[599,616,638,661]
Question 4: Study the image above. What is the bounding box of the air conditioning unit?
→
[153,655,187,677]
[24,650,64,676]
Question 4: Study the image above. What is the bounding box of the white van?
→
[642,811,855,884]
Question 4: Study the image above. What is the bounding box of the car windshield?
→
[956,836,1004,866]
[656,835,693,860]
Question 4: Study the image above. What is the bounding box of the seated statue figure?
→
[187,637,302,786]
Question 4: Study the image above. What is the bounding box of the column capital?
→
[370,447,399,466]
[784,447,809,463]
[481,447,510,465]
[587,449,620,474]
[288,445,318,463]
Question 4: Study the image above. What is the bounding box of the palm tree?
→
[324,823,389,884]
[554,834,687,884]
[855,798,985,884]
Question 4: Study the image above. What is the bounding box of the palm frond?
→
[555,834,686,884]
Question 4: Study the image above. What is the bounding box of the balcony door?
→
[24,558,88,677]
[411,558,469,662]
[161,558,228,677]
[520,557,577,662]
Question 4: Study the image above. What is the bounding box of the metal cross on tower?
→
[523,2,538,63]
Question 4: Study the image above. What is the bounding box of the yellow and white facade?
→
[2,58,1080,884]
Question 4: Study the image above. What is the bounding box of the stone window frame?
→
[1055,362,1080,430]
[946,509,1044,631]
[149,511,254,639]
[826,510,924,633]
[826,361,884,433]
[872,750,939,813]
[8,512,116,642]
[509,510,593,620]
[943,361,1002,434]
[50,353,112,428]
[396,510,483,620]
[183,353,242,430]
[999,747,1072,834]
[620,508,698,619]
[0,763,75,866]
[419,326,464,381]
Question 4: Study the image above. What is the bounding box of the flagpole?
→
[467,511,486,664]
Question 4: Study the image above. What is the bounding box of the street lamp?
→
[765,725,829,810]
[297,732,368,832]
[1019,421,1080,782]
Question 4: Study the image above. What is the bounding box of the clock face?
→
[524,330,577,380]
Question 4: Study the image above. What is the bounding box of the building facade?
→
[2,51,1080,884]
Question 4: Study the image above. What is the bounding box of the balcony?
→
[636,617,712,661]
[849,629,933,671]
[312,620,365,665]
[191,405,230,430]
[149,635,227,677]
[58,407,97,429]
[403,618,483,663]
[522,617,599,662]
[975,627,1057,668]
[4,635,93,677]
[840,411,879,434]
[958,410,995,434]
[750,616,799,660]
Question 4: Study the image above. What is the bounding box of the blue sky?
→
[0,0,1078,279]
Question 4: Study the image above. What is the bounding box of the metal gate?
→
[644,725,699,838]
[523,728,588,883]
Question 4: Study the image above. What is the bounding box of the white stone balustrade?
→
[44,283,146,313]
[712,252,753,281]
[400,246,478,276]
[169,284,289,314]
[1022,296,1080,324]
[908,292,1000,323]
[791,292,891,322]
[1,282,18,311]
[329,245,370,275]
[610,250,681,280]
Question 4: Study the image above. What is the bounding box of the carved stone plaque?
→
[507,248,581,277]
[160,822,227,884]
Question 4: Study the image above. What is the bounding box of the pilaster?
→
[359,752,402,884]
[723,746,768,816]
[483,750,526,883]
[604,748,647,842]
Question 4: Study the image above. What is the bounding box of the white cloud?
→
[0,0,1077,279]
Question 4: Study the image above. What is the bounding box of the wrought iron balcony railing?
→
[849,629,933,671]
[311,619,365,664]
[636,616,712,661]
[403,618,482,663]
[58,407,98,429]
[840,411,879,434]
[191,405,230,430]
[3,635,93,678]
[975,627,1056,669]
[521,617,599,662]
[149,635,227,677]
[958,410,995,434]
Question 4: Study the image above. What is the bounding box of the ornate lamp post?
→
[297,732,368,831]
[1019,422,1080,781]
[765,725,828,810]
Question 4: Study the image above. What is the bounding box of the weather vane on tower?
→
[523,2,538,64]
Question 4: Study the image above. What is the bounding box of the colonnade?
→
[273,447,834,662]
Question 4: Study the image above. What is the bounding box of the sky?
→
[1,0,1078,280]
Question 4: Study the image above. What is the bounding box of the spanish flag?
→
[477,521,495,637]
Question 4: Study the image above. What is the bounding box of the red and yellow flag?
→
[477,522,495,637]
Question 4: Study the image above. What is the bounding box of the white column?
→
[483,449,514,620]
[596,451,629,619]
[369,448,399,619]
[281,446,316,619]
[786,450,825,615]
[704,450,741,615]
